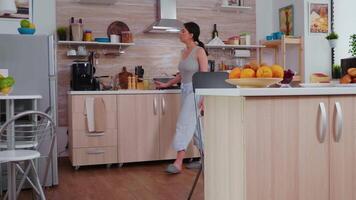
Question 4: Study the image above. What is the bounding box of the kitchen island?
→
[196,87,356,200]
[67,90,199,169]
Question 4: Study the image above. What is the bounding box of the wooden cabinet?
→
[68,93,199,168]
[245,97,329,200]
[158,94,199,159]
[159,94,181,159]
[117,94,160,163]
[203,95,356,200]
[117,94,199,163]
[329,97,356,200]
[68,95,118,167]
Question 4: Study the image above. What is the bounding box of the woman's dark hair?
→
[184,22,208,56]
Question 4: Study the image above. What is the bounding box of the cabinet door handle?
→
[318,102,327,143]
[334,102,343,142]
[87,149,105,155]
[153,96,158,115]
[86,133,105,137]
[162,97,166,115]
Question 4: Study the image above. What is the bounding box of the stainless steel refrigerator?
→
[0,34,58,187]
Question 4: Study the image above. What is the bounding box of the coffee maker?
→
[71,52,99,90]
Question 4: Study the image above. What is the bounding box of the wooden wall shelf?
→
[259,36,304,82]
[57,41,135,47]
[206,44,265,49]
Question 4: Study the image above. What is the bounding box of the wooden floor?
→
[20,158,204,200]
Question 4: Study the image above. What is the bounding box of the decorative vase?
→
[328,39,337,48]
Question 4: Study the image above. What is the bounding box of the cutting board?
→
[117,67,132,89]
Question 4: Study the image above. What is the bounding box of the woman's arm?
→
[197,48,209,72]
[196,48,208,112]
[155,73,182,89]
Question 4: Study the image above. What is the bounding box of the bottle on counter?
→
[212,24,219,39]
[128,76,132,89]
[84,30,93,41]
[132,76,137,89]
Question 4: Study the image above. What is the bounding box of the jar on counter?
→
[121,31,133,43]
[84,30,93,41]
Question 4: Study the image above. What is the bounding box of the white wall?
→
[271,0,305,75]
[334,0,356,63]
[0,0,56,35]
[270,0,331,82]
[303,0,331,81]
[256,0,273,41]
[256,0,274,64]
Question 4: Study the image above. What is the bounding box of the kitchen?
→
[1,0,356,199]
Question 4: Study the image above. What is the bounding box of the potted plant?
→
[57,27,68,41]
[326,32,338,48]
[349,34,356,57]
[332,64,341,79]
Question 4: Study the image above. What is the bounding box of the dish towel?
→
[84,97,107,133]
[94,97,106,133]
[84,97,95,133]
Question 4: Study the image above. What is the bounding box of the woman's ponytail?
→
[197,39,209,56]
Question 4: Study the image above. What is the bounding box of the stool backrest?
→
[192,72,234,93]
[0,111,55,152]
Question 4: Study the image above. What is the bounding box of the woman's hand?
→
[198,97,204,116]
[154,81,169,89]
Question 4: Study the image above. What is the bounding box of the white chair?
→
[0,111,56,200]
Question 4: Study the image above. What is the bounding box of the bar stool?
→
[0,111,56,200]
[187,72,234,200]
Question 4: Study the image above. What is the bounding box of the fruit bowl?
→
[18,28,36,35]
[226,78,283,88]
[0,87,12,95]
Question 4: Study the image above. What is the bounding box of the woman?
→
[155,22,209,174]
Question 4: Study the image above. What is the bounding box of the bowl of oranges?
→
[226,63,284,88]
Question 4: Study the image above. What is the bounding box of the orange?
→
[256,66,273,78]
[271,64,284,78]
[240,68,256,78]
[229,67,241,79]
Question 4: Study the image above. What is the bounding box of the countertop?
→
[0,94,42,100]
[68,90,181,95]
[196,87,356,97]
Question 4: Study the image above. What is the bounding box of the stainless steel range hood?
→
[144,0,183,33]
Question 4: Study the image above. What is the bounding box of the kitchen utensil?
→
[67,49,77,56]
[107,21,130,38]
[18,28,36,35]
[94,37,110,43]
[71,23,83,41]
[121,31,133,43]
[135,66,144,79]
[225,78,283,88]
[110,34,119,43]
[77,46,87,56]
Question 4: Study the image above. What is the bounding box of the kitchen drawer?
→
[71,129,117,148]
[72,146,117,166]
[71,111,117,130]
[71,95,117,113]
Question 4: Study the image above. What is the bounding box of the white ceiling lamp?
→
[0,0,17,16]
